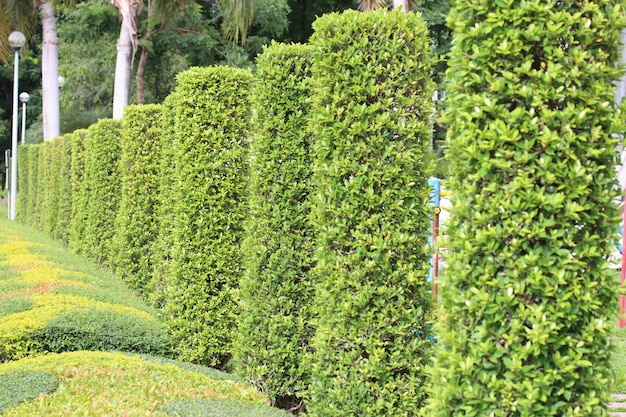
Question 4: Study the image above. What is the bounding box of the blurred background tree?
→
[0,0,452,177]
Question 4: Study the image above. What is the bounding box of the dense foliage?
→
[234,42,314,410]
[113,104,163,298]
[76,120,122,264]
[162,66,252,368]
[426,1,626,416]
[68,130,88,252]
[306,8,435,417]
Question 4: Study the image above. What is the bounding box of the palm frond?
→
[219,0,254,45]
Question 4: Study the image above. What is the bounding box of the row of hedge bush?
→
[15,3,626,416]
[16,8,437,414]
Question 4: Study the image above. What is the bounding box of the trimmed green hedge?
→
[149,96,178,309]
[234,42,315,410]
[24,145,41,228]
[427,1,626,416]
[306,9,435,417]
[0,370,59,413]
[162,66,253,367]
[162,398,290,417]
[76,120,122,265]
[114,104,163,298]
[16,145,30,222]
[69,129,88,252]
[39,140,58,237]
[55,135,73,245]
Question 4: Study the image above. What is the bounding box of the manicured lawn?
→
[0,207,286,416]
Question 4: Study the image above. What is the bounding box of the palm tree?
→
[2,0,67,141]
[110,0,142,119]
[110,0,254,119]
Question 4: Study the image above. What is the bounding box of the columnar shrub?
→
[149,97,177,309]
[306,9,435,417]
[69,130,88,253]
[234,42,315,410]
[427,2,626,416]
[25,145,41,228]
[55,135,73,245]
[114,104,163,297]
[16,146,30,222]
[39,140,58,236]
[78,120,122,265]
[163,66,253,367]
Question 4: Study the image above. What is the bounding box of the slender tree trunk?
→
[40,0,60,141]
[111,0,142,119]
[113,18,133,119]
[392,0,408,11]
[136,42,148,105]
[135,0,153,105]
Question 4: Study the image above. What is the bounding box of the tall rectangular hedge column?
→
[77,120,122,265]
[234,42,315,410]
[113,104,163,299]
[16,145,30,223]
[427,1,626,416]
[307,9,435,417]
[163,66,252,368]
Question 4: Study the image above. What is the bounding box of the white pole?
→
[21,101,26,146]
[10,49,19,221]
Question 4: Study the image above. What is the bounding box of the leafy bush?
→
[24,145,41,228]
[30,308,172,356]
[162,398,290,417]
[0,297,32,319]
[52,135,73,245]
[0,351,267,416]
[16,145,30,222]
[162,66,252,367]
[306,9,435,417]
[234,41,315,410]
[114,104,163,298]
[426,1,626,416]
[69,129,88,252]
[149,96,178,309]
[39,140,58,236]
[77,119,122,265]
[0,370,59,413]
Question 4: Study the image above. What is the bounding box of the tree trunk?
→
[392,0,408,11]
[135,0,152,105]
[111,0,142,119]
[40,0,60,141]
[113,20,133,119]
[135,43,148,105]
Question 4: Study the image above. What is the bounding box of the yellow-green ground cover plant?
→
[0,208,290,416]
[0,215,171,362]
[0,351,287,416]
[426,0,626,416]
[234,41,315,412]
[306,8,436,417]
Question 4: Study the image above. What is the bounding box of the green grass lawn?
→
[0,206,287,416]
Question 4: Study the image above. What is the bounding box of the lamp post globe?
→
[8,31,26,51]
[19,92,29,146]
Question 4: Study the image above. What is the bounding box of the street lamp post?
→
[8,31,26,221]
[19,92,29,146]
